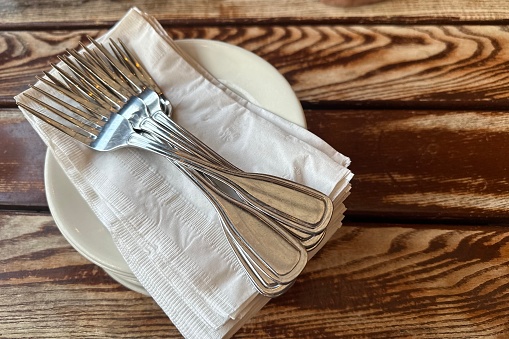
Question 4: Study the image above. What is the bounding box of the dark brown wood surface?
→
[3,0,509,27]
[5,25,509,221]
[2,1,509,338]
[5,25,509,108]
[3,211,509,338]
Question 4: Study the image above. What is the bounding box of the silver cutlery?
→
[17,37,334,296]
[72,37,333,238]
[19,89,306,296]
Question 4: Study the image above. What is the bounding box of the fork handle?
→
[151,111,238,169]
[200,168,333,234]
[181,165,307,285]
[131,125,333,235]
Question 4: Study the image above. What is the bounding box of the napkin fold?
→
[16,7,353,338]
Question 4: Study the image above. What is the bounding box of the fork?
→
[19,44,313,295]
[141,98,326,251]
[18,95,306,296]
[17,37,331,295]
[59,37,333,238]
[147,131,299,296]
[32,36,331,248]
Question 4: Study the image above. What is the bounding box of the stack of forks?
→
[17,37,335,297]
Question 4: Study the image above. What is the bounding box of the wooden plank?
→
[167,25,509,109]
[5,26,509,109]
[2,211,509,337]
[0,110,46,209]
[5,107,509,222]
[240,222,509,337]
[1,0,509,27]
[306,109,509,222]
[0,30,102,106]
[0,211,177,337]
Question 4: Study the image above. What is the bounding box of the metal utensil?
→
[18,94,306,296]
[17,37,334,295]
[67,36,334,237]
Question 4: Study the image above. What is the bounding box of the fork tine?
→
[50,62,104,102]
[66,49,125,96]
[117,39,162,94]
[29,84,105,131]
[109,40,148,89]
[88,47,138,95]
[67,47,137,100]
[87,47,136,93]
[23,92,102,135]
[37,72,111,121]
[56,56,123,110]
[92,49,112,71]
[79,42,117,77]
[87,36,144,93]
[17,100,98,146]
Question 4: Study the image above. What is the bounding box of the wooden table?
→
[3,1,509,337]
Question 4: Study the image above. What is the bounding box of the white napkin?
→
[16,7,352,339]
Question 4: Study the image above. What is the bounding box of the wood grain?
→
[4,26,509,109]
[0,30,102,106]
[1,0,509,27]
[0,212,176,338]
[0,109,46,209]
[2,1,509,338]
[238,222,509,338]
[3,211,509,337]
[167,25,509,108]
[5,106,509,222]
[306,109,509,222]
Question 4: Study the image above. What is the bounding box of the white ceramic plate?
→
[44,39,305,294]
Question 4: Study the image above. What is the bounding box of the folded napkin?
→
[16,7,352,338]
